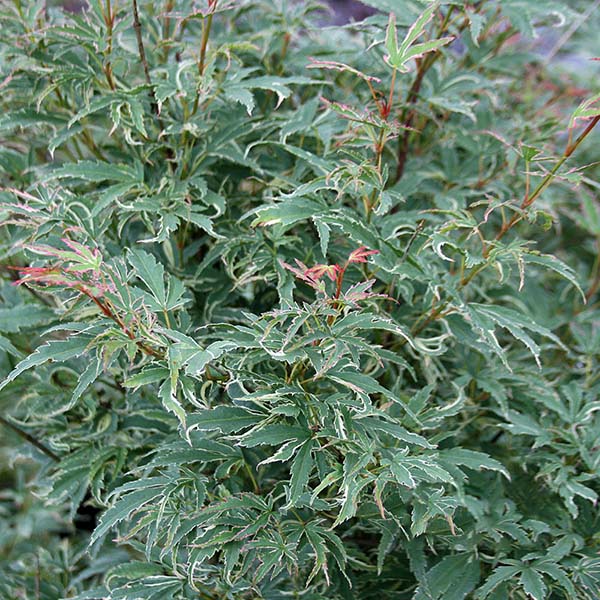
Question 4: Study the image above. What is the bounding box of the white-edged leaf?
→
[44,160,139,183]
[128,249,167,306]
[90,486,166,548]
[439,448,510,480]
[524,253,585,300]
[286,440,314,506]
[187,406,261,434]
[0,336,91,392]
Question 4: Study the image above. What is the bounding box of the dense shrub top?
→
[0,0,599,598]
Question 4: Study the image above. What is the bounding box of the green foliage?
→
[1,0,599,598]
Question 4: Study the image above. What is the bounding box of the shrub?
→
[1,0,599,598]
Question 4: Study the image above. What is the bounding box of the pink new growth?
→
[282,247,379,300]
[305,264,341,283]
[12,239,113,296]
[347,246,379,264]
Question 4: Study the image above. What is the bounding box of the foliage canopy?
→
[1,0,599,598]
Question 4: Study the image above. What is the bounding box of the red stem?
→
[79,288,164,359]
[334,266,346,300]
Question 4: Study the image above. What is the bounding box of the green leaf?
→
[159,378,186,429]
[466,303,562,368]
[45,160,140,183]
[358,416,434,448]
[90,485,166,548]
[415,554,480,600]
[569,93,600,129]
[286,440,314,506]
[0,335,22,358]
[238,424,310,448]
[439,448,510,480]
[389,460,416,488]
[327,369,420,422]
[183,340,238,375]
[106,561,165,585]
[401,37,455,66]
[0,108,68,131]
[476,566,522,598]
[333,452,375,526]
[128,249,167,306]
[0,335,91,392]
[519,568,547,600]
[385,3,453,72]
[124,366,170,388]
[467,10,486,46]
[0,304,55,333]
[225,75,320,114]
[69,356,102,409]
[187,406,262,434]
[251,197,327,228]
[385,13,400,63]
[524,252,585,300]
[281,97,319,142]
[186,211,219,238]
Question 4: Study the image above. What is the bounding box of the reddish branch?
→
[394,58,430,183]
[492,114,600,251]
[78,287,165,359]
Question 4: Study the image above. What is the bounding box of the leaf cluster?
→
[0,0,599,598]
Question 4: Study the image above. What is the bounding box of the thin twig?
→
[394,57,430,183]
[393,7,462,185]
[132,0,161,119]
[393,6,485,186]
[493,115,600,246]
[198,9,215,76]
[80,288,165,359]
[103,0,116,90]
[132,0,152,86]
[191,1,218,116]
[0,415,60,462]
[162,0,175,61]
[408,114,600,335]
